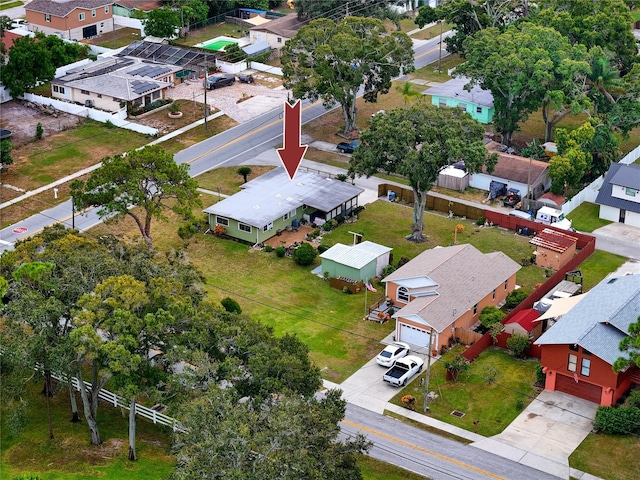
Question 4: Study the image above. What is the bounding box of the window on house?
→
[80,90,89,95]
[263,222,273,232]
[216,216,229,226]
[79,13,85,21]
[105,5,109,13]
[45,14,51,22]
[492,289,496,300]
[277,37,282,43]
[458,103,467,110]
[283,209,296,221]
[581,358,591,376]
[91,9,96,17]
[438,98,446,106]
[473,303,478,315]
[476,106,482,114]
[397,287,409,303]
[567,354,577,372]
[238,223,251,233]
[100,22,104,28]
[504,280,508,290]
[152,91,160,100]
[625,187,637,196]
[97,94,102,98]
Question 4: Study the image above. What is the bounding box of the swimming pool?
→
[201,40,237,51]
[196,36,248,52]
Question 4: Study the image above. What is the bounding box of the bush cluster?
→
[275,246,286,257]
[505,289,528,309]
[293,242,317,266]
[594,406,640,435]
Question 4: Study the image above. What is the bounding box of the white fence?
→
[561,175,604,215]
[620,144,640,165]
[249,61,283,76]
[113,15,145,36]
[49,370,186,433]
[22,93,158,136]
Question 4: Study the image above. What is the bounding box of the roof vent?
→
[253,205,260,209]
[607,278,618,284]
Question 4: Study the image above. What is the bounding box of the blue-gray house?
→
[422,76,494,124]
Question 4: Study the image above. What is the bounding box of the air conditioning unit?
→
[85,99,94,107]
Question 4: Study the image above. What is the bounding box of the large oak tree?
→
[282,17,414,134]
[349,103,496,241]
[71,145,200,249]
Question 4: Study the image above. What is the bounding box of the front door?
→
[619,209,626,223]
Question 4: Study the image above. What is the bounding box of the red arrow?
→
[277,100,308,180]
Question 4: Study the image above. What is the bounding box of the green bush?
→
[627,390,640,409]
[293,242,317,266]
[317,244,330,254]
[594,406,640,435]
[35,122,43,140]
[479,306,505,328]
[505,289,529,309]
[535,364,546,385]
[476,216,485,226]
[381,264,396,277]
[12,474,43,480]
[322,220,334,231]
[506,333,530,358]
[264,245,273,253]
[221,297,242,314]
[275,246,286,257]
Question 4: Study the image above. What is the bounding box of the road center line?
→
[341,419,506,480]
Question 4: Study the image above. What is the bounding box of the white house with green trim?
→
[422,76,494,124]
[203,168,364,245]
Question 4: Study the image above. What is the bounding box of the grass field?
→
[570,432,640,480]
[390,346,539,437]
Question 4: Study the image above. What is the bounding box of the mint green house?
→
[113,0,162,17]
[203,168,364,245]
[423,77,494,124]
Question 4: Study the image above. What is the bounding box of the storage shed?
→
[320,241,392,281]
[530,228,578,270]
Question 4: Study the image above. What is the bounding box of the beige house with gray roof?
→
[51,57,180,113]
[383,244,520,351]
[26,0,113,41]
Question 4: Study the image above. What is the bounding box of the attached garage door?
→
[83,25,97,38]
[555,374,602,404]
[399,323,431,348]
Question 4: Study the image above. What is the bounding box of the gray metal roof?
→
[242,41,271,56]
[535,274,640,365]
[422,76,494,108]
[203,168,364,228]
[386,244,521,332]
[595,163,640,214]
[320,241,391,269]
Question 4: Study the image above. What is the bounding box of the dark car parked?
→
[237,74,254,83]
[336,141,360,154]
[203,73,236,89]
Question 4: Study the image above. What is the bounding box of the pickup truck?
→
[383,355,424,387]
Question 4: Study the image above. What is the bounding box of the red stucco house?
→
[382,244,520,351]
[535,273,640,405]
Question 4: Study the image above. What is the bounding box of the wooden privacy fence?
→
[329,277,364,294]
[453,327,484,346]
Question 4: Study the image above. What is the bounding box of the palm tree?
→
[237,166,252,183]
[395,82,422,108]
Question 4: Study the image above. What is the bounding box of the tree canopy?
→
[614,315,640,374]
[282,17,414,134]
[70,145,200,248]
[349,103,496,241]
[142,6,180,38]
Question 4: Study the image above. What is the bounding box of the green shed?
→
[320,241,392,281]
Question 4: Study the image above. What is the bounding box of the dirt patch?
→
[0,100,83,146]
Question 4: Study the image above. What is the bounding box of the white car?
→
[376,341,410,367]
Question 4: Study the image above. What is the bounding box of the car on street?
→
[203,73,236,89]
[383,355,424,387]
[336,141,360,154]
[376,342,410,367]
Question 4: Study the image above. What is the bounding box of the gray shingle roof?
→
[27,0,112,17]
[535,274,640,365]
[385,244,521,332]
[595,163,640,214]
[203,168,364,228]
[422,76,494,108]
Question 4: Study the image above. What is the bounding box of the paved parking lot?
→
[167,73,289,124]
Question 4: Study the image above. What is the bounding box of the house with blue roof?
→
[595,163,640,228]
[535,273,640,405]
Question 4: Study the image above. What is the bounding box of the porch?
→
[365,297,396,324]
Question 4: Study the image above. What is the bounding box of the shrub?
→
[443,355,470,382]
[213,224,226,237]
[594,406,640,435]
[335,173,348,182]
[479,306,505,328]
[334,214,345,224]
[264,245,273,252]
[381,264,396,277]
[322,220,334,231]
[396,256,410,268]
[627,390,640,409]
[505,289,528,309]
[317,244,330,254]
[506,333,530,358]
[535,364,546,385]
[476,216,485,226]
[293,242,317,266]
[177,221,198,245]
[221,297,242,314]
[35,122,43,140]
[275,246,286,257]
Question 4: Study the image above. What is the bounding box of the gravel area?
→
[166,72,290,123]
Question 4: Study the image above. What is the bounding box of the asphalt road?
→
[341,404,561,480]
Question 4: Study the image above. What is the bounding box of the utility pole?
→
[203,60,208,131]
[438,20,443,74]
[423,327,434,412]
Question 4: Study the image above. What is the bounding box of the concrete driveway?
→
[471,390,598,479]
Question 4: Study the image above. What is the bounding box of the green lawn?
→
[359,454,429,479]
[0,1,22,10]
[390,346,539,437]
[570,432,640,480]
[0,382,174,480]
[577,250,627,291]
[567,202,612,232]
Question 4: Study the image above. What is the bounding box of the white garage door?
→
[399,324,431,348]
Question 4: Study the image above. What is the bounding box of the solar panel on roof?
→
[130,80,158,95]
